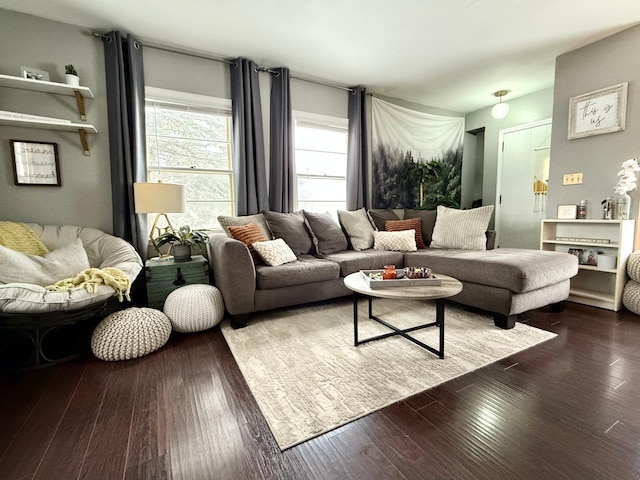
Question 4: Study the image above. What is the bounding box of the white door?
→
[496,120,552,249]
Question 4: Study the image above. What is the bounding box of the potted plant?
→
[154,225,209,262]
[64,64,79,86]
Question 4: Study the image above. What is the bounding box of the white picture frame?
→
[568,83,628,139]
[20,65,50,82]
[557,204,577,220]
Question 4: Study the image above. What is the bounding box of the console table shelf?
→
[540,219,635,311]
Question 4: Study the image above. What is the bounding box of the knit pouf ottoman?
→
[91,307,172,361]
[163,284,225,333]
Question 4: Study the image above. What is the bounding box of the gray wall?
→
[0,9,111,231]
[548,24,640,220]
[464,87,554,211]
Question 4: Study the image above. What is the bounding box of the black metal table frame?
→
[352,293,445,358]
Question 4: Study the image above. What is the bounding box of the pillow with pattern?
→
[385,218,426,249]
[228,223,267,264]
[252,238,297,266]
[430,205,494,250]
[373,230,417,252]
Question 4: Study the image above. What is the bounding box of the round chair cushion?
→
[623,279,640,315]
[627,250,640,282]
[163,284,225,333]
[91,307,171,361]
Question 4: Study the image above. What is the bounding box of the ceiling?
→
[2,0,640,113]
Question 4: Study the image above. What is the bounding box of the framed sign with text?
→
[568,83,628,139]
[10,140,61,186]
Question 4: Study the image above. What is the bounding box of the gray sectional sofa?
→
[208,207,578,329]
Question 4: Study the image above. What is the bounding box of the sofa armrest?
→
[207,233,256,315]
[486,230,496,250]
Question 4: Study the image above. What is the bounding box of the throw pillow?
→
[0,238,91,286]
[367,209,400,231]
[0,221,49,256]
[337,208,375,251]
[373,230,417,252]
[404,209,437,246]
[252,238,297,267]
[430,205,494,250]
[385,218,426,249]
[262,210,314,255]
[303,211,348,255]
[228,223,266,264]
[217,213,272,241]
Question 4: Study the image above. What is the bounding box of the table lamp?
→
[134,181,186,257]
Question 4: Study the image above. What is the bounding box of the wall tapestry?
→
[372,97,464,209]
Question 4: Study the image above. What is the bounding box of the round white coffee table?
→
[343,271,463,358]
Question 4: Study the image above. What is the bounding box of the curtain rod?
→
[92,30,355,93]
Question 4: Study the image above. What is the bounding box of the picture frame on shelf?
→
[557,204,577,219]
[568,82,628,139]
[10,140,61,186]
[19,66,50,82]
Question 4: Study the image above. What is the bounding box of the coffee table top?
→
[344,271,463,300]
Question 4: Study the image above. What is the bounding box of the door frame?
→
[495,118,552,247]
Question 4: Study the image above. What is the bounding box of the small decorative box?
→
[360,269,442,289]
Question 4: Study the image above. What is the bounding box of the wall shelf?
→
[540,219,635,311]
[0,73,97,155]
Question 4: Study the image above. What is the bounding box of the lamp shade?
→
[491,102,510,120]
[134,182,186,214]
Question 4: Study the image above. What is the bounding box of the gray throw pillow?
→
[431,205,494,250]
[263,210,314,255]
[367,208,400,231]
[404,209,437,246]
[337,208,375,251]
[217,213,272,241]
[303,211,348,255]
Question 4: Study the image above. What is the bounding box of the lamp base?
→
[149,213,174,258]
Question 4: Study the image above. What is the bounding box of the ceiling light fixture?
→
[491,90,510,119]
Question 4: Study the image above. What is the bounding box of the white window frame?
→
[293,110,349,212]
[145,87,234,231]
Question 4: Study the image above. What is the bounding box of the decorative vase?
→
[615,193,631,220]
[65,74,79,86]
[171,244,192,262]
[382,265,397,280]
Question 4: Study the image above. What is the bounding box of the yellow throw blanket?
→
[0,221,49,256]
[46,267,131,302]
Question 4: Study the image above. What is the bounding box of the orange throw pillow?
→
[228,223,267,264]
[385,218,426,249]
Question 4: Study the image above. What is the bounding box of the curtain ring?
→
[133,41,141,50]
[254,66,260,73]
[273,70,280,77]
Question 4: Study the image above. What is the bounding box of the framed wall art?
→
[568,82,628,139]
[19,65,50,81]
[10,140,61,186]
[557,204,577,220]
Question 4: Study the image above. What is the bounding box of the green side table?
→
[145,255,210,310]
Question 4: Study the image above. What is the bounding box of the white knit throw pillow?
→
[252,238,297,266]
[373,230,417,252]
[430,205,494,250]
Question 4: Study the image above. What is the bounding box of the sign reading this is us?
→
[568,82,628,140]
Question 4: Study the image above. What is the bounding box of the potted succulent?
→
[64,64,79,86]
[154,225,209,262]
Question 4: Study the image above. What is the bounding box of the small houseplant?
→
[154,225,208,262]
[64,64,79,86]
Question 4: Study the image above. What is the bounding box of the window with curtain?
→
[294,112,348,213]
[145,87,234,231]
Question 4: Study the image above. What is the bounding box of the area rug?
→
[221,298,556,450]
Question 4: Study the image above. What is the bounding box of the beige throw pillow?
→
[337,208,375,251]
[252,238,297,266]
[373,230,417,252]
[430,205,494,250]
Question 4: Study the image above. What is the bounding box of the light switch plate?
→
[563,173,583,185]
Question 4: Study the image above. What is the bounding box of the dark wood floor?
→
[2,301,640,480]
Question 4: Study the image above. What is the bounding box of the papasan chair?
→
[0,223,143,371]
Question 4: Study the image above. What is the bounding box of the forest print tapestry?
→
[371,97,465,209]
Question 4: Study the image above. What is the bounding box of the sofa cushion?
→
[403,209,437,246]
[252,238,297,267]
[303,211,348,255]
[430,205,494,250]
[373,230,417,252]
[385,218,426,249]
[403,248,578,293]
[227,223,266,264]
[322,250,405,276]
[367,208,400,231]
[218,213,272,241]
[338,208,375,251]
[0,238,91,286]
[256,254,340,289]
[263,210,314,255]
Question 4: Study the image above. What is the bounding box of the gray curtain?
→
[230,58,269,215]
[346,86,368,210]
[269,68,294,213]
[103,31,148,256]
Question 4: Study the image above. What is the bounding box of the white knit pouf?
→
[91,307,172,361]
[623,279,640,315]
[163,284,225,333]
[627,250,640,282]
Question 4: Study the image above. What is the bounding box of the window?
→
[294,113,348,213]
[145,87,234,231]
